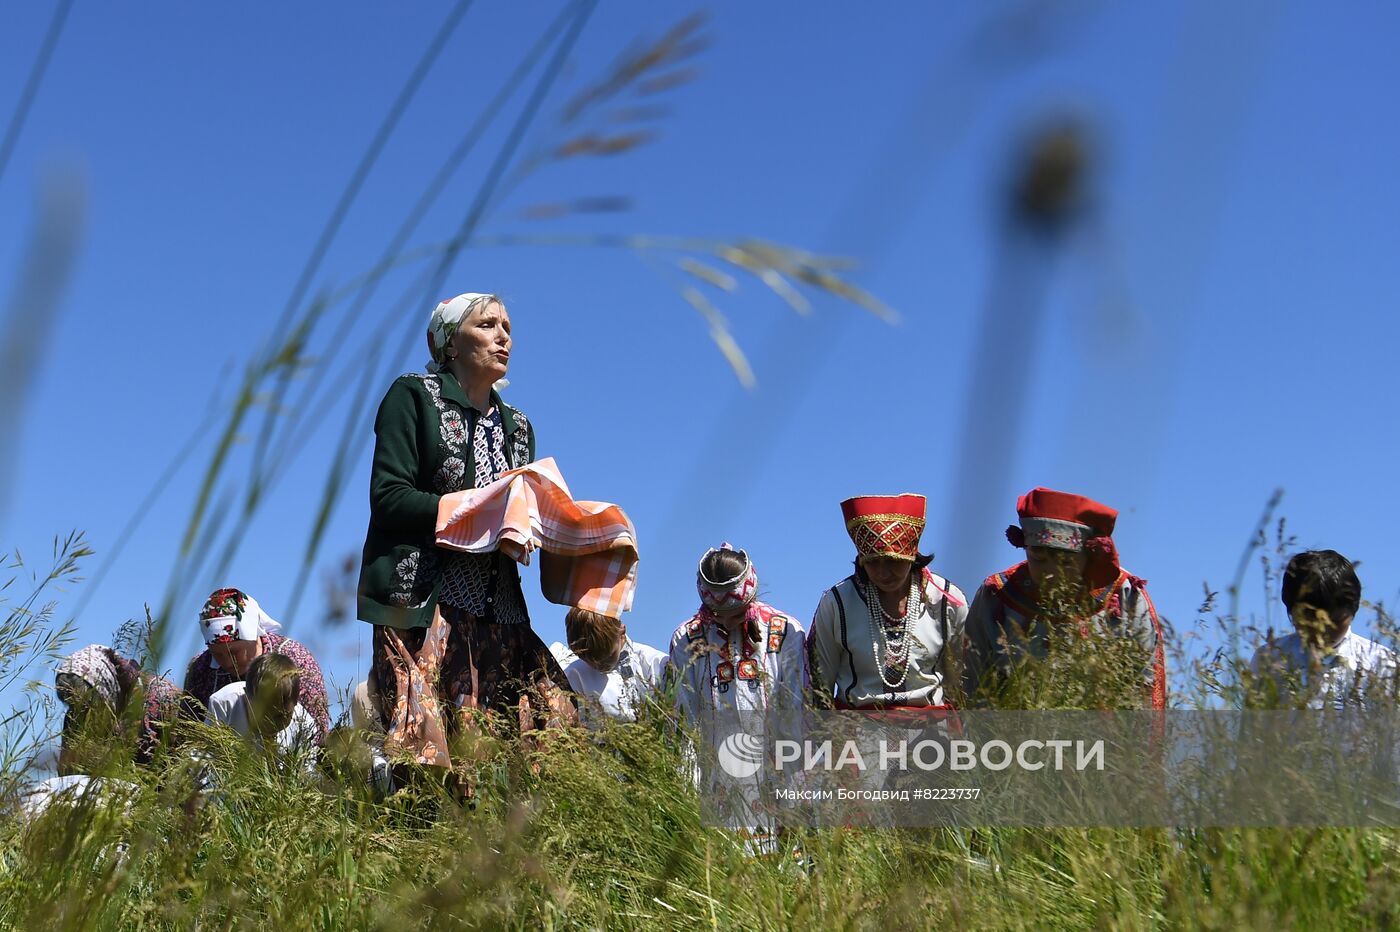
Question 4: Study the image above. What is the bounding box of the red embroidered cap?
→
[841,494,926,562]
[1006,487,1121,588]
[1005,487,1115,551]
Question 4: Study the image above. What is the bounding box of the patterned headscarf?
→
[198,588,283,667]
[426,292,497,374]
[56,645,121,710]
[696,543,758,614]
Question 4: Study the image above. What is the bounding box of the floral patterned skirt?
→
[372,605,577,769]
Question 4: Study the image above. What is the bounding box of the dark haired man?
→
[1250,550,1398,709]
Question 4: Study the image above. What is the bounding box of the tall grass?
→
[4,504,1400,928]
[0,533,84,798]
[5,708,1400,930]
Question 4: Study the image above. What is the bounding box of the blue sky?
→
[3,1,1398,719]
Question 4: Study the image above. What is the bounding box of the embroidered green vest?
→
[356,373,534,629]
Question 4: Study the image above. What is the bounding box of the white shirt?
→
[205,681,320,755]
[563,639,669,726]
[1250,629,1399,710]
[548,641,578,669]
[21,774,140,821]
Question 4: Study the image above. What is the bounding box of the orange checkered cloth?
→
[434,457,638,617]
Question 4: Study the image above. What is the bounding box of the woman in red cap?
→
[808,494,969,713]
[962,487,1167,710]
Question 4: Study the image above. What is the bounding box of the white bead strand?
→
[864,576,921,689]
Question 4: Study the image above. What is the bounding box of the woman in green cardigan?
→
[359,292,576,769]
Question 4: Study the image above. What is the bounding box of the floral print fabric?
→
[196,587,282,645]
[371,604,576,769]
[56,645,121,708]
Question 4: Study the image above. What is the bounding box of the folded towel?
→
[436,457,638,618]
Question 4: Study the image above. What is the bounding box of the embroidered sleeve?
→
[948,591,971,643]
[668,622,706,725]
[1123,582,1168,708]
[947,581,971,691]
[1119,583,1153,644]
[775,622,809,712]
[502,404,534,468]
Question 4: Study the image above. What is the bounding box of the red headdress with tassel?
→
[1005,487,1120,589]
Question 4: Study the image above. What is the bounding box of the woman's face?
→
[449,300,512,384]
[1025,546,1088,597]
[210,638,261,677]
[711,605,750,631]
[861,555,914,596]
[56,675,102,716]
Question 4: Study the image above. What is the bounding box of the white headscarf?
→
[56,645,121,709]
[426,292,510,390]
[198,588,283,669]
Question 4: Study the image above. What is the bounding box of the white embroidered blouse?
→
[808,571,968,709]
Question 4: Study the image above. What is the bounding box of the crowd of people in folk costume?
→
[37,293,1400,822]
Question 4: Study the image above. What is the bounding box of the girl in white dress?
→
[668,544,806,854]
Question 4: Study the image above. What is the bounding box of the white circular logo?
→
[718,732,765,779]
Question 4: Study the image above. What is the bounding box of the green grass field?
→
[5,530,1400,930]
[5,701,1400,931]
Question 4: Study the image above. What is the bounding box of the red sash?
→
[834,700,963,735]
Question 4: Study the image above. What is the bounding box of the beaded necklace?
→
[862,576,922,689]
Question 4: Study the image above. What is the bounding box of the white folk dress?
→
[669,602,807,854]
